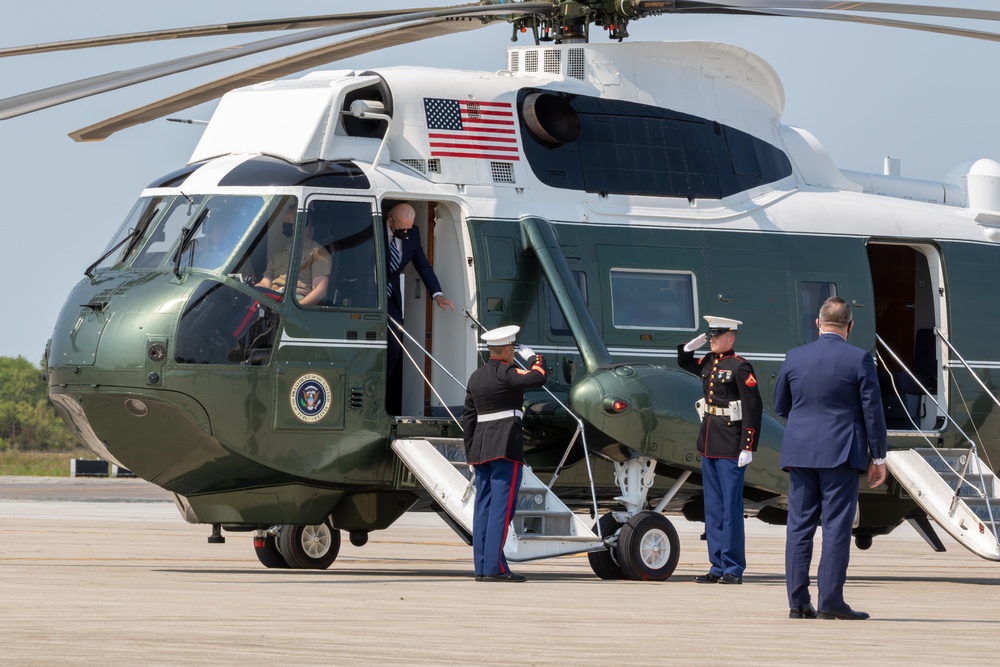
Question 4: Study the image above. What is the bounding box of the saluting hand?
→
[867,462,886,489]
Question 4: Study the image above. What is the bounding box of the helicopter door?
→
[264,197,382,477]
[867,242,945,431]
[381,200,468,417]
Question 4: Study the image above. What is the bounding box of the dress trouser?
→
[385,311,403,416]
[701,456,747,578]
[472,459,523,577]
[785,463,859,610]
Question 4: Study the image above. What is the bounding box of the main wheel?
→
[617,511,680,581]
[277,519,342,570]
[587,513,626,580]
[254,531,290,569]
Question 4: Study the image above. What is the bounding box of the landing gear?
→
[587,514,626,580]
[278,518,342,569]
[617,511,680,581]
[254,530,290,569]
[253,519,342,569]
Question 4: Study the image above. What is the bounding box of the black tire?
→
[617,511,681,581]
[587,513,626,580]
[277,519,342,570]
[254,531,290,569]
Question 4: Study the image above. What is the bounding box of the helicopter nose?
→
[569,364,704,456]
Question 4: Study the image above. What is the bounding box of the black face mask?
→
[392,227,409,241]
[281,222,294,238]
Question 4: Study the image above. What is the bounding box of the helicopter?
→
[6,1,1000,578]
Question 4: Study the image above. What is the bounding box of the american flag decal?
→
[423,98,519,161]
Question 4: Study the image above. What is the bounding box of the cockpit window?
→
[93,197,163,272]
[131,195,205,269]
[186,196,266,271]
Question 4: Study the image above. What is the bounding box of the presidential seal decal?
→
[290,373,331,423]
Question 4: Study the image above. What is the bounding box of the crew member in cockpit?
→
[678,316,763,586]
[257,205,331,305]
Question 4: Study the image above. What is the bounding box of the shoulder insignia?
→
[745,373,757,387]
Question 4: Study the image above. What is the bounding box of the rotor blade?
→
[0,6,473,58]
[69,19,488,142]
[726,6,1000,42]
[706,2,1000,24]
[0,3,552,122]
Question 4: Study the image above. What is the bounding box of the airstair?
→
[878,332,1000,561]
[391,437,605,561]
[886,447,1000,560]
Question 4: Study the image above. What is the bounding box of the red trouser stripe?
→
[497,461,521,574]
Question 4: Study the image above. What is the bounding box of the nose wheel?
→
[587,513,626,579]
[254,518,342,569]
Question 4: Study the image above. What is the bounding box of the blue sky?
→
[2,1,997,360]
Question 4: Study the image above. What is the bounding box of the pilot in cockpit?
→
[256,205,331,305]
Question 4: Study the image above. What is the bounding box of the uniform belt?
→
[705,405,733,417]
[477,409,524,423]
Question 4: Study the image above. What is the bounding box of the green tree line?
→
[0,356,77,451]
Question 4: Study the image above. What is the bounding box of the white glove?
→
[683,333,707,352]
[738,451,752,468]
[516,346,537,366]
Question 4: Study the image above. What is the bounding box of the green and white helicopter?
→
[5,1,1000,579]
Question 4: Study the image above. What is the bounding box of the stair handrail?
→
[877,334,999,544]
[463,310,601,530]
[935,328,1000,414]
[388,317,464,429]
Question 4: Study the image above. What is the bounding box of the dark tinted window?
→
[175,281,280,365]
[519,90,791,199]
[611,269,696,329]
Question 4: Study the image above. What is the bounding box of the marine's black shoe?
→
[718,574,742,585]
[484,572,527,582]
[693,573,721,583]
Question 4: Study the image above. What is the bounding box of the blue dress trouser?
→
[701,456,747,578]
[472,459,523,577]
[785,463,859,611]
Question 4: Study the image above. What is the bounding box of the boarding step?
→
[886,448,1000,561]
[392,438,603,562]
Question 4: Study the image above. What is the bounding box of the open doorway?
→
[382,199,470,417]
[867,242,945,431]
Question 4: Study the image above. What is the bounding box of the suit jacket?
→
[462,358,547,465]
[774,332,887,471]
[386,225,443,321]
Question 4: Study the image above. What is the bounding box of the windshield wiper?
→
[84,206,159,279]
[172,208,209,279]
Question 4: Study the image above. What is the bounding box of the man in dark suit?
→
[462,325,546,582]
[774,296,887,620]
[384,203,454,415]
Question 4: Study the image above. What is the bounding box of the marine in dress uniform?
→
[678,316,763,585]
[462,325,547,582]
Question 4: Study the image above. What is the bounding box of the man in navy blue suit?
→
[774,296,887,620]
[385,203,454,415]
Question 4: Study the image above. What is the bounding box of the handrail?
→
[463,309,601,533]
[877,333,999,543]
[935,327,1000,414]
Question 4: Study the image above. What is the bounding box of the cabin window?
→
[610,269,696,329]
[799,281,837,342]
[230,196,297,289]
[548,270,588,336]
[296,199,379,309]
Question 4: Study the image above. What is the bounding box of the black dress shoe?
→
[818,606,870,620]
[789,603,818,619]
[475,575,484,582]
[484,572,527,582]
[693,573,721,583]
[718,573,742,585]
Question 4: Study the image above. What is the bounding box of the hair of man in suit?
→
[818,296,852,330]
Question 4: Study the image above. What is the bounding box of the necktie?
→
[388,237,401,296]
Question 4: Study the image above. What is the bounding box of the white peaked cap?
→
[481,325,520,346]
[703,315,742,332]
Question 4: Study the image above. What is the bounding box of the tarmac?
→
[1,476,999,666]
